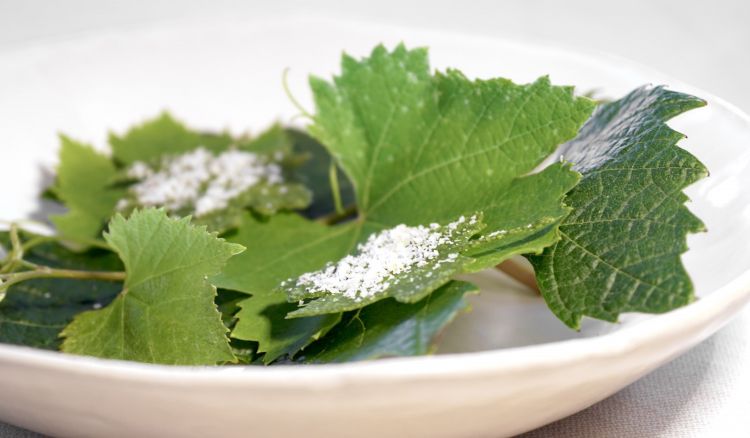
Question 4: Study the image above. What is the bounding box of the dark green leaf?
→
[528,86,708,328]
[0,237,122,350]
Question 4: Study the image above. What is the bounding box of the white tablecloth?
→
[0,1,748,436]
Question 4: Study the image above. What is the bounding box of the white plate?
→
[1,16,749,438]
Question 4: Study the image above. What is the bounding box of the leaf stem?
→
[0,267,126,292]
[282,68,313,120]
[0,224,24,274]
[17,260,40,270]
[2,221,112,253]
[9,223,22,257]
[496,259,539,293]
[28,231,112,252]
[328,160,345,215]
[21,235,57,253]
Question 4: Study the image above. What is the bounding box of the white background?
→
[0,1,748,436]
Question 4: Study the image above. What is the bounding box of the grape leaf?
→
[274,44,590,310]
[61,209,244,364]
[298,281,477,363]
[50,136,124,244]
[308,45,591,242]
[109,112,233,165]
[211,214,353,363]
[528,86,708,328]
[113,118,313,224]
[0,236,122,350]
[55,114,312,236]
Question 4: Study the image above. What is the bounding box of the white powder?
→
[122,147,284,217]
[292,216,474,302]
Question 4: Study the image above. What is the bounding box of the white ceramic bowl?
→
[1,17,749,438]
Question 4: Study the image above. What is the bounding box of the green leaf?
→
[61,209,244,364]
[50,136,124,244]
[109,112,232,165]
[528,86,708,329]
[114,121,313,231]
[274,44,590,310]
[309,44,591,247]
[299,281,477,363]
[51,113,261,243]
[0,238,122,350]
[211,214,355,363]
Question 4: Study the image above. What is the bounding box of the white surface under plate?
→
[0,16,749,438]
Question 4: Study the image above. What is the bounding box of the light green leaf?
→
[212,214,359,293]
[309,44,591,248]
[61,209,244,364]
[528,86,708,328]
[51,136,124,244]
[299,281,477,363]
